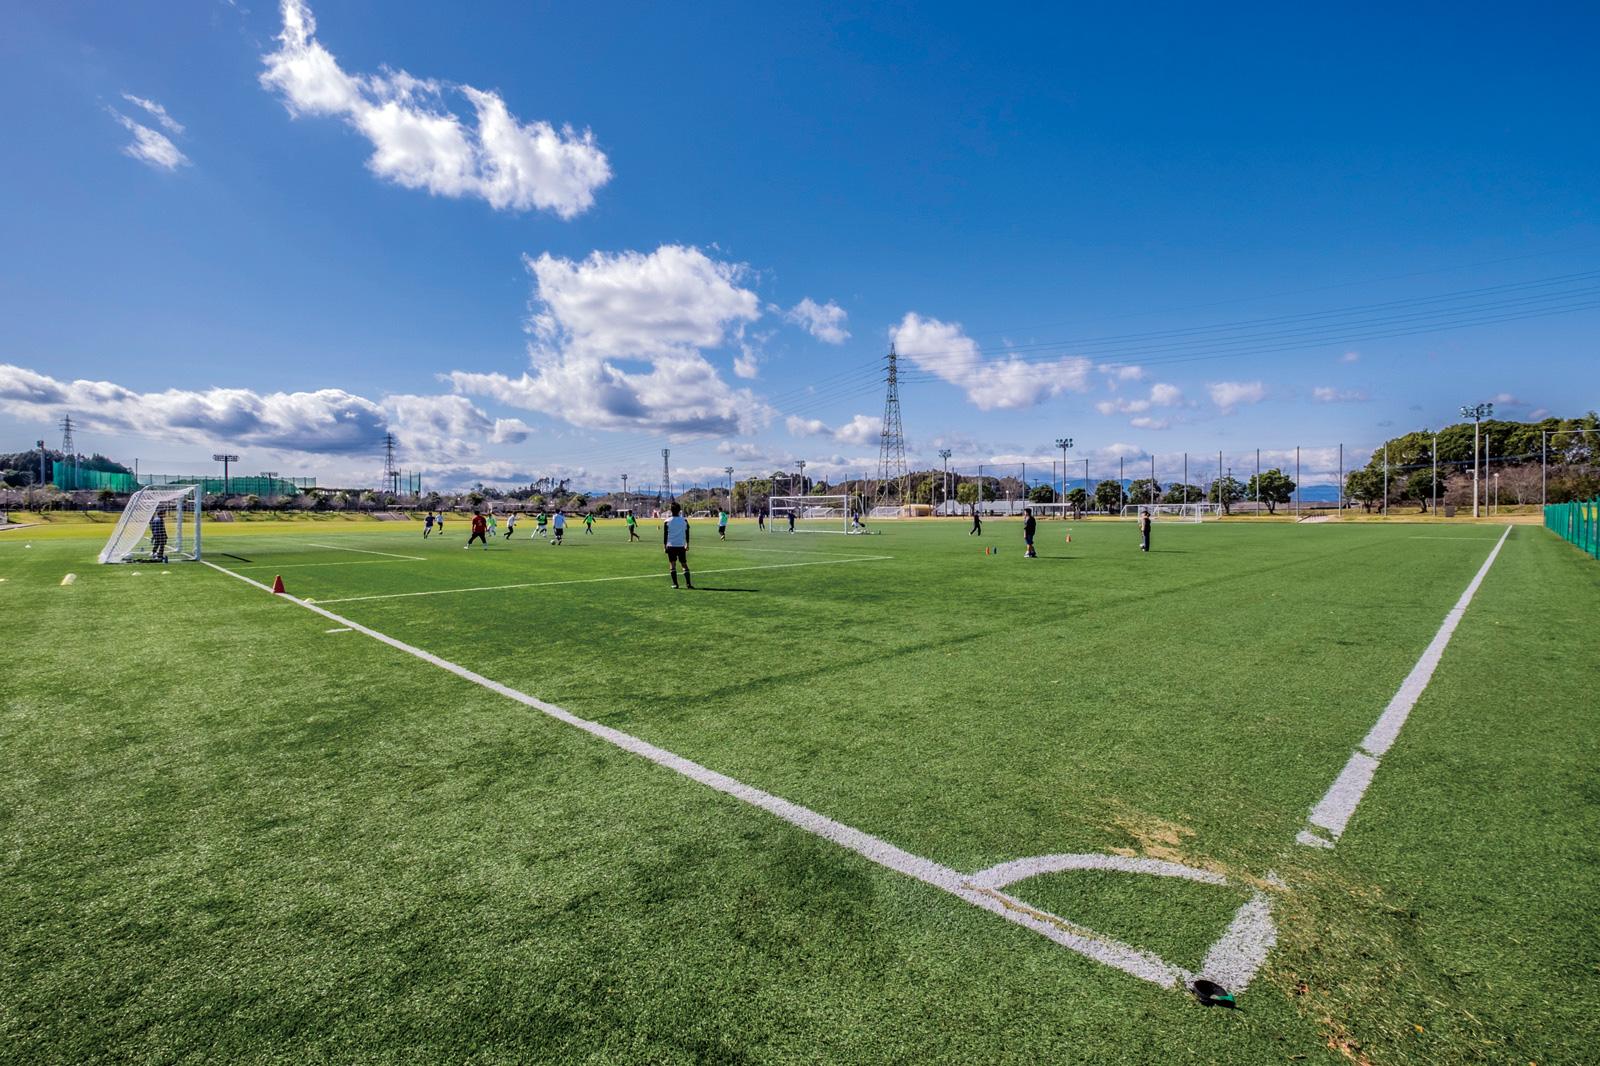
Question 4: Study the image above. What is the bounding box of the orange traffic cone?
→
[271,575,285,594]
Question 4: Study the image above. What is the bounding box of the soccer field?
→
[5,516,1598,1063]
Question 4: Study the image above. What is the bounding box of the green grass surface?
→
[3,516,1595,1063]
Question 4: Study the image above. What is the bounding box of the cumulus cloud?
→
[1098,364,1145,385]
[1099,382,1182,418]
[1208,380,1266,413]
[1129,416,1170,430]
[449,245,767,438]
[786,412,878,445]
[1149,383,1182,406]
[1096,397,1150,415]
[1312,386,1369,404]
[891,312,1091,411]
[0,364,526,469]
[783,298,850,344]
[107,108,189,170]
[1491,392,1523,406]
[260,0,609,217]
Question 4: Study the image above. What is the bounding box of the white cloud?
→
[1096,397,1150,415]
[449,245,767,438]
[121,93,184,135]
[0,364,530,471]
[1312,386,1369,404]
[1149,382,1182,406]
[782,298,850,344]
[1098,364,1145,385]
[1491,392,1523,406]
[891,312,1091,411]
[1529,407,1549,420]
[108,110,189,170]
[785,412,878,446]
[1340,351,1360,363]
[260,0,609,217]
[1129,416,1170,430]
[1208,380,1266,413]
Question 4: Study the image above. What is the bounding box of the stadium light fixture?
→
[212,453,239,495]
[1055,438,1073,504]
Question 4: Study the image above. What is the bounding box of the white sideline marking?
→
[969,853,1228,889]
[305,542,425,561]
[203,558,1272,995]
[312,555,895,605]
[1300,525,1512,845]
[233,559,426,570]
[325,627,352,633]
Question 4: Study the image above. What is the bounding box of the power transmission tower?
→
[874,343,908,506]
[59,415,77,488]
[382,432,400,495]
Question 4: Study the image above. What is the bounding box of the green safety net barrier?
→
[1544,497,1599,559]
[52,467,139,492]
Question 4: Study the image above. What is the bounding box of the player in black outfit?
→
[1023,507,1037,557]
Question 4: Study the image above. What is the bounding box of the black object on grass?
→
[1191,979,1236,1008]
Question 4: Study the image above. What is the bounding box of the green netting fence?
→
[1544,497,1599,558]
[51,467,139,492]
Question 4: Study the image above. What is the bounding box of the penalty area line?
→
[201,557,1251,994]
[311,555,894,604]
[1300,524,1512,846]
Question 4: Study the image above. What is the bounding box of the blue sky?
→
[2,0,1596,491]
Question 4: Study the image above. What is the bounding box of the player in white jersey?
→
[663,502,693,589]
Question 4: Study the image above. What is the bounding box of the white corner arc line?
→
[202,558,1261,994]
[1301,524,1511,845]
[311,555,894,605]
[969,853,1228,890]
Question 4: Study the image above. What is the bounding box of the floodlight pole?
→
[1183,452,1188,505]
[725,466,734,513]
[1255,448,1261,510]
[1460,402,1492,518]
[37,440,46,485]
[1432,434,1438,514]
[1541,429,1547,507]
[1382,446,1388,517]
[796,459,806,496]
[1055,438,1072,508]
[621,473,629,515]
[1338,443,1344,511]
[1295,446,1301,517]
[212,453,239,495]
[938,449,952,515]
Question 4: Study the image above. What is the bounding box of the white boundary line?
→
[311,556,894,605]
[305,542,426,561]
[203,558,1274,995]
[232,559,427,570]
[1298,524,1512,847]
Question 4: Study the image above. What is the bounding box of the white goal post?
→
[1119,502,1213,522]
[768,494,854,534]
[98,485,202,564]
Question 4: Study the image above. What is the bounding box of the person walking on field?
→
[718,509,729,540]
[757,510,766,533]
[1140,507,1152,553]
[466,510,489,549]
[552,509,566,545]
[969,503,982,536]
[583,512,596,535]
[1023,506,1037,558]
[663,502,693,589]
[504,512,517,540]
[626,511,640,541]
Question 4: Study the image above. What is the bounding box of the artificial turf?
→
[2,515,1595,1063]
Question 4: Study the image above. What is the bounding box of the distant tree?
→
[1126,478,1161,506]
[96,488,115,510]
[243,494,261,511]
[1207,476,1245,515]
[1162,482,1202,504]
[1065,487,1089,512]
[1027,482,1056,504]
[1093,480,1126,512]
[1403,468,1444,512]
[1345,468,1381,512]
[1245,468,1295,514]
[956,482,979,506]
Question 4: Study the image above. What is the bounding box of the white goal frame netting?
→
[769,495,852,534]
[98,485,202,563]
[1119,502,1214,522]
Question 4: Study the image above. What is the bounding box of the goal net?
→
[769,495,852,533]
[1025,502,1077,519]
[1119,502,1213,522]
[98,485,202,564]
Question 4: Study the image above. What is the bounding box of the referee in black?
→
[1139,507,1152,552]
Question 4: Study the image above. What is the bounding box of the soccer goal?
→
[1119,502,1213,522]
[769,495,851,533]
[98,485,202,564]
[1026,502,1078,519]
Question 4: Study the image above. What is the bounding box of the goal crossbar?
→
[769,494,852,534]
[1119,502,1213,522]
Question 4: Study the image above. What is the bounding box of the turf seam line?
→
[1302,524,1512,844]
[202,558,1272,996]
[308,556,895,604]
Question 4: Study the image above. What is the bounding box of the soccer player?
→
[786,509,796,534]
[757,510,766,533]
[149,510,168,563]
[423,512,435,538]
[969,503,982,536]
[626,512,640,541]
[663,501,693,589]
[535,511,549,538]
[852,508,866,533]
[435,512,445,536]
[552,509,567,545]
[1140,507,1152,553]
[583,512,596,535]
[486,512,499,538]
[1023,507,1037,558]
[504,512,517,540]
[718,508,729,540]
[466,510,488,549]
